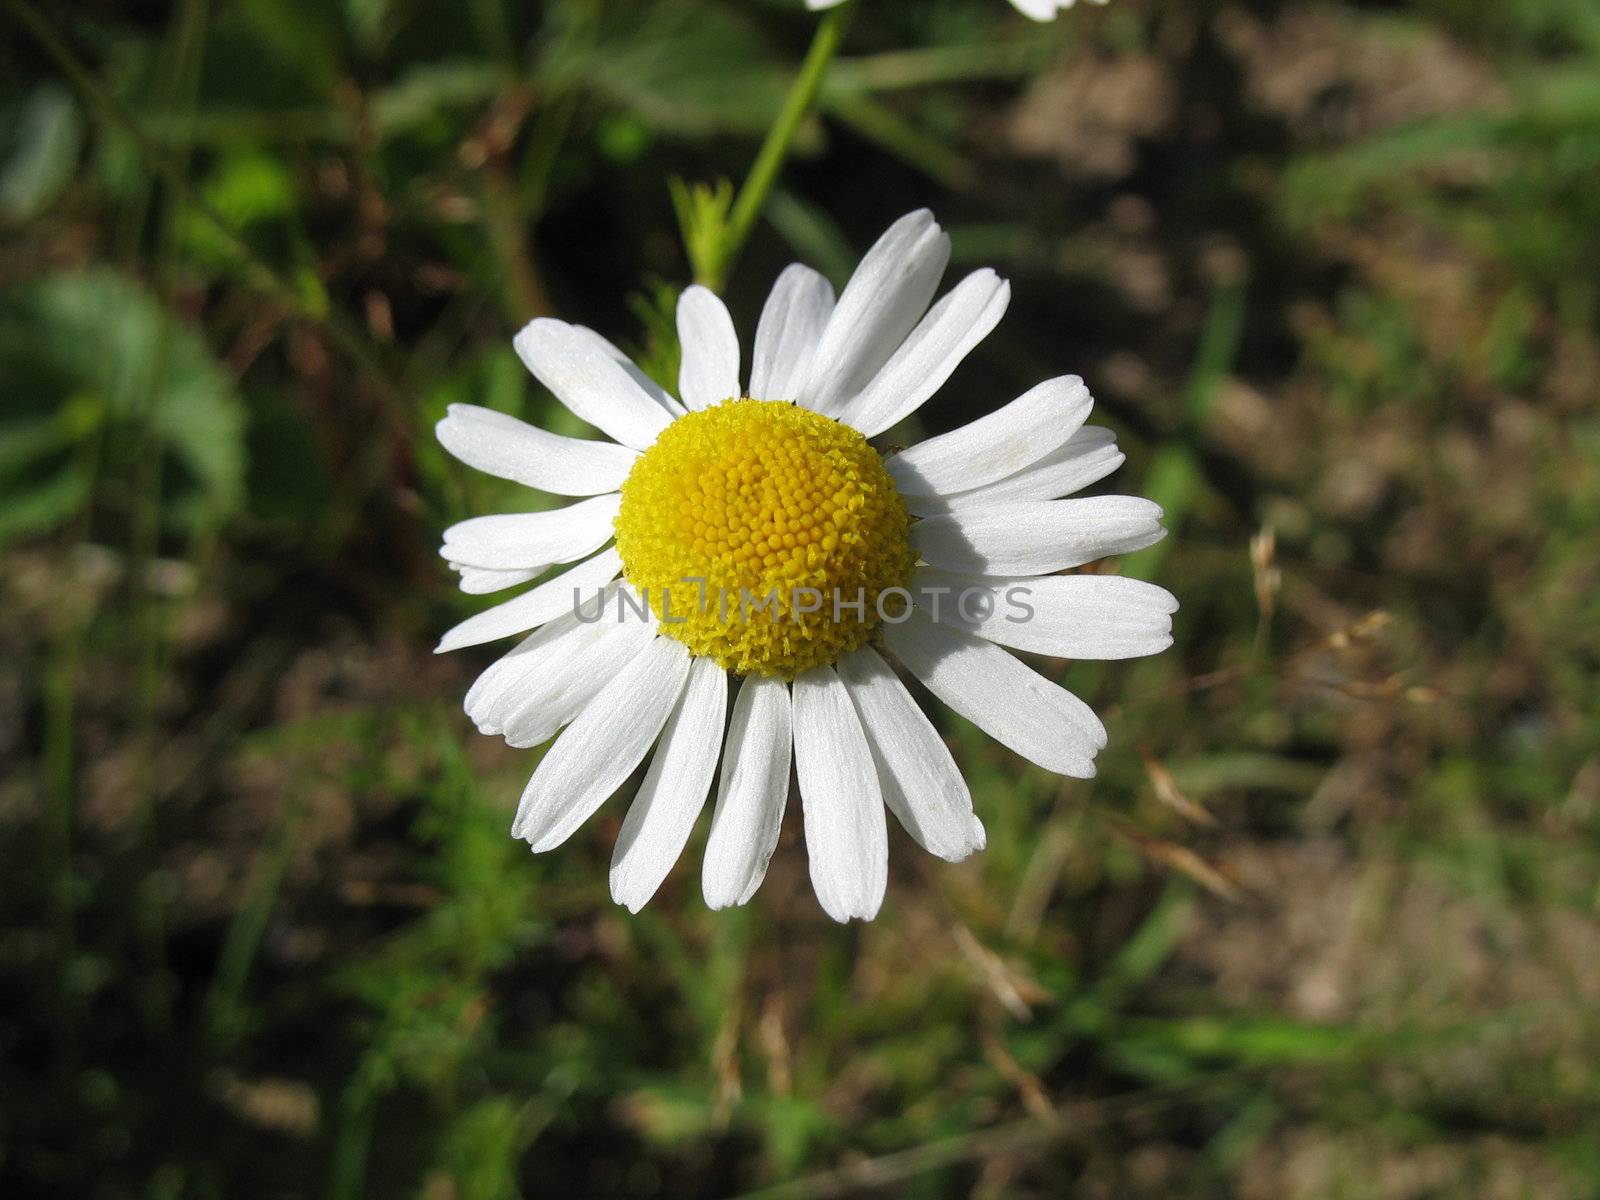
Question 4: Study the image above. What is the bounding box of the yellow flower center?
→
[614,399,916,679]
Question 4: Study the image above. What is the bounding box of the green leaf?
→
[0,270,247,535]
[0,83,83,222]
[372,61,503,136]
[0,462,92,543]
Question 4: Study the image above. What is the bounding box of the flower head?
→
[614,398,916,677]
[436,210,1175,922]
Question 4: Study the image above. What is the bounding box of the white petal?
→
[799,210,950,417]
[434,547,621,653]
[1009,0,1063,19]
[792,665,887,923]
[500,604,659,748]
[464,612,587,733]
[511,637,692,850]
[513,318,675,450]
[906,426,1123,515]
[676,286,742,411]
[913,566,1177,659]
[464,596,628,734]
[836,646,984,862]
[835,269,1011,437]
[702,676,793,910]
[807,0,847,8]
[749,264,834,401]
[888,376,1091,497]
[435,403,637,496]
[452,564,545,594]
[1009,0,1100,14]
[609,657,729,912]
[884,610,1106,778]
[440,493,620,570]
[566,326,684,417]
[912,496,1166,576]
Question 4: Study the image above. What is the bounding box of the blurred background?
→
[3,0,1599,1196]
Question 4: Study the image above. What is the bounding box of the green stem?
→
[709,2,852,290]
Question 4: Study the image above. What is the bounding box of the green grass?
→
[3,0,1599,1196]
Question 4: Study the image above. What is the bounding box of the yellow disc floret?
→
[614,399,917,678]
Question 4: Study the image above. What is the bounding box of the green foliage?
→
[4,0,1600,1197]
[0,82,83,220]
[0,270,246,541]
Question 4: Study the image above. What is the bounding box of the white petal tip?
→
[816,892,883,923]
[935,817,988,863]
[704,868,765,911]
[435,628,487,654]
[509,319,541,354]
[511,814,547,848]
[610,882,652,915]
[702,885,744,912]
[930,839,986,865]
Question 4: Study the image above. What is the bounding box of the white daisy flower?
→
[435,209,1175,922]
[806,0,1110,22]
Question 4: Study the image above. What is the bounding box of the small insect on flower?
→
[807,0,1109,21]
[435,210,1176,922]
